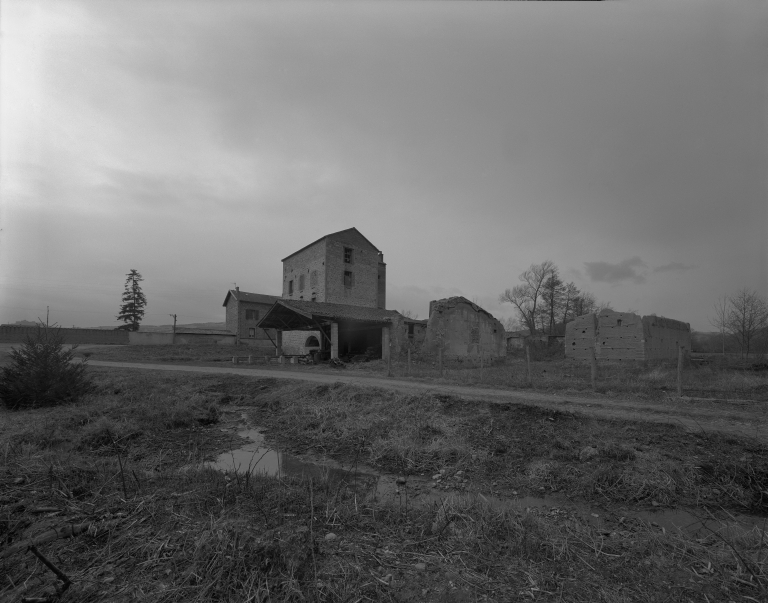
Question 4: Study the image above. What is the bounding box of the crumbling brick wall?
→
[422,297,505,358]
[596,310,645,361]
[564,314,598,360]
[643,315,691,360]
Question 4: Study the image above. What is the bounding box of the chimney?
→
[236,286,239,292]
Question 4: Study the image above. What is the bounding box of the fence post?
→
[677,345,684,397]
[590,346,598,391]
[248,355,252,365]
[232,356,237,365]
[525,342,532,386]
[407,346,411,377]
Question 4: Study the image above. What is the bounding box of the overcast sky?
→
[2,0,766,331]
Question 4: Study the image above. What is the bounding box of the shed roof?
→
[281,227,380,262]
[257,300,400,331]
[222,290,281,307]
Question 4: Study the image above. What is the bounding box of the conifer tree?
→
[116,269,147,331]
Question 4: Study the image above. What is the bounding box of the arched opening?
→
[305,336,320,348]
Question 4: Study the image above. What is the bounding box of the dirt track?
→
[86,360,768,443]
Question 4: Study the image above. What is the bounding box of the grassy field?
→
[81,343,768,402]
[2,366,768,602]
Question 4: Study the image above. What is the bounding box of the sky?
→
[1,0,766,332]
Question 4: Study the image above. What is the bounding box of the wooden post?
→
[232,356,237,365]
[407,346,411,377]
[677,345,684,397]
[590,346,597,391]
[248,355,252,365]
[525,342,532,386]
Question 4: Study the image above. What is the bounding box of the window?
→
[343,270,353,288]
[288,280,294,295]
[310,270,318,288]
[344,247,353,263]
[299,274,305,290]
[470,326,480,344]
[311,293,316,302]
[248,328,256,338]
[408,323,414,338]
[245,309,259,321]
[305,336,320,347]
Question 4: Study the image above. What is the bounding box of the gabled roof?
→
[222,290,281,307]
[281,227,380,262]
[257,299,400,330]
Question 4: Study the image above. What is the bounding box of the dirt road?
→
[85,360,768,443]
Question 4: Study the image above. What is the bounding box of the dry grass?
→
[3,368,768,601]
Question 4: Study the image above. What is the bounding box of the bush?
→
[0,324,94,410]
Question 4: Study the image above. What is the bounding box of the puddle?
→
[209,424,766,538]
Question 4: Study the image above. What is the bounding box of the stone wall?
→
[565,310,690,361]
[283,239,327,302]
[422,297,505,358]
[324,232,381,308]
[281,330,322,355]
[0,325,129,345]
[282,229,385,309]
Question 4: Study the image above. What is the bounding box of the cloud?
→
[584,257,647,284]
[653,262,696,273]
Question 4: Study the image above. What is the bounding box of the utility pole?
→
[46,306,49,327]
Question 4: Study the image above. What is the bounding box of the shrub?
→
[0,324,94,410]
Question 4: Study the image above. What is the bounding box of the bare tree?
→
[399,309,418,319]
[572,291,598,317]
[501,316,523,331]
[541,269,564,335]
[559,282,580,325]
[725,289,768,359]
[709,295,729,357]
[499,260,555,335]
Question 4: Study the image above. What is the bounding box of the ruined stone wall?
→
[324,232,380,308]
[387,316,427,357]
[422,298,505,358]
[642,316,691,360]
[565,310,690,362]
[564,314,598,360]
[283,240,327,302]
[596,310,645,361]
